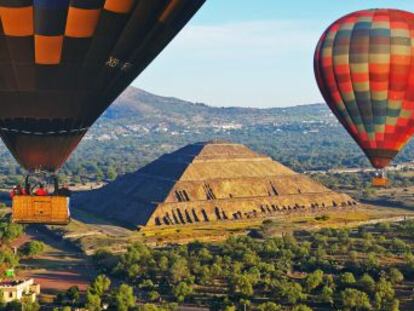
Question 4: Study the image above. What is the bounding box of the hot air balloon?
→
[0,0,205,224]
[314,9,414,187]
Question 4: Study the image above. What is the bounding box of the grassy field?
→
[139,205,414,243]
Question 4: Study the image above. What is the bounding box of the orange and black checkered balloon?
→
[315,9,414,169]
[0,0,205,171]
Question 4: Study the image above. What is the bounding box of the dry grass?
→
[48,203,414,254]
[18,227,96,294]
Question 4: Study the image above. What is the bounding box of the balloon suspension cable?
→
[52,173,59,194]
[19,170,60,195]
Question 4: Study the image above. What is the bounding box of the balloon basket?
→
[12,195,70,225]
[372,176,389,188]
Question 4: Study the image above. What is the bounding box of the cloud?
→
[134,19,325,107]
[168,19,322,60]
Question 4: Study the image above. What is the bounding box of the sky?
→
[132,1,414,108]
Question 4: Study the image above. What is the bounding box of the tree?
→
[349,251,358,263]
[172,282,193,303]
[66,286,80,305]
[22,241,45,257]
[86,293,102,311]
[292,305,313,311]
[359,273,376,294]
[257,302,282,311]
[147,291,160,302]
[95,167,104,181]
[388,299,400,311]
[0,290,4,307]
[0,223,23,241]
[375,277,395,300]
[276,281,306,304]
[364,252,379,270]
[242,251,260,267]
[169,258,190,284]
[340,272,356,286]
[113,284,136,311]
[341,288,372,311]
[305,269,324,292]
[231,274,254,298]
[23,302,41,311]
[388,268,404,284]
[138,280,154,291]
[374,277,395,310]
[324,274,335,289]
[137,305,164,311]
[320,286,334,305]
[196,265,212,285]
[0,248,19,270]
[391,239,409,254]
[197,247,213,263]
[89,274,111,297]
[107,166,118,181]
[158,256,169,272]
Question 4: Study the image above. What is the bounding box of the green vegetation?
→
[20,241,46,257]
[1,95,414,309]
[1,96,414,188]
[0,216,42,311]
[0,300,40,311]
[64,219,414,310]
[0,215,22,275]
[0,218,23,242]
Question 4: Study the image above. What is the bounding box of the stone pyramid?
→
[76,141,355,228]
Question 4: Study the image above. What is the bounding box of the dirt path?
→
[18,226,96,295]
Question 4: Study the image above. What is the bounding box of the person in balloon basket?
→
[34,184,48,196]
[9,184,26,199]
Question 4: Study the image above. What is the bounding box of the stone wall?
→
[147,192,356,227]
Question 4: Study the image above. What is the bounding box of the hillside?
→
[0,87,414,187]
[102,87,332,126]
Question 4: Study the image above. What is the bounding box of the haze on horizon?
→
[132,0,414,108]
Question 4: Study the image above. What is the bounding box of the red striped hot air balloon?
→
[314,9,414,186]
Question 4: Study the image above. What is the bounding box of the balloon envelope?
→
[314,9,414,169]
[0,0,205,171]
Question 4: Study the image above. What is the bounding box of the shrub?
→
[358,273,376,294]
[257,302,282,311]
[21,241,46,257]
[305,270,324,292]
[340,272,356,286]
[292,305,313,311]
[341,288,371,310]
[388,268,404,284]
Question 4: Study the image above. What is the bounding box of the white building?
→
[0,279,40,303]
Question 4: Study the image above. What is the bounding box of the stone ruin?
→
[76,141,356,228]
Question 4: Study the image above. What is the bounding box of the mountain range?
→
[100,87,335,128]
